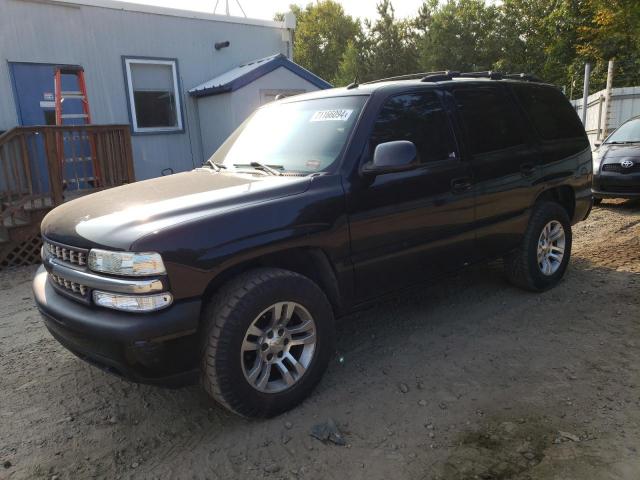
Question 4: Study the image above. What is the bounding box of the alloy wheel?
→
[240,302,317,393]
[537,220,566,276]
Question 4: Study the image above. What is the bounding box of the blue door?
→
[10,63,95,194]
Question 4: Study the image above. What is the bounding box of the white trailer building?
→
[0,0,330,180]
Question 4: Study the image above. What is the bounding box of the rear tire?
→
[504,201,572,292]
[201,268,334,418]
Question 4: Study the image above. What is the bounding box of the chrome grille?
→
[43,240,87,266]
[50,273,89,297]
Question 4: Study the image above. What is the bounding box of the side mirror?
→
[362,140,419,176]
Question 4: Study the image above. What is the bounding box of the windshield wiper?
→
[204,159,227,171]
[606,141,640,145]
[234,162,283,176]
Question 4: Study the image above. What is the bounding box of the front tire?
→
[201,268,335,418]
[504,201,572,292]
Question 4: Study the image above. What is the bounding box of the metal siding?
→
[572,86,640,147]
[0,0,287,178]
[197,94,233,161]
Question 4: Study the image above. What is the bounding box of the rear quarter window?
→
[512,85,587,142]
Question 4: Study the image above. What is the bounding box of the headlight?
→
[88,250,166,276]
[93,290,173,312]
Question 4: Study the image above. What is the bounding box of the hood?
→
[599,143,640,163]
[41,169,311,250]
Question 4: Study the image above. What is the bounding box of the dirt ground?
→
[1,199,639,480]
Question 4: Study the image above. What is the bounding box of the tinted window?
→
[512,85,586,141]
[369,92,456,163]
[454,87,525,154]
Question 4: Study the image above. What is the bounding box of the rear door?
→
[450,84,540,258]
[346,90,475,301]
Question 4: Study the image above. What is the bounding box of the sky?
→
[115,0,425,21]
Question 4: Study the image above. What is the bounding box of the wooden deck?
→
[0,124,135,268]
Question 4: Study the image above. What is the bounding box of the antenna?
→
[213,0,247,17]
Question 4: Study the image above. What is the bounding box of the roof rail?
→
[459,70,503,80]
[360,70,544,85]
[503,73,543,83]
[362,72,448,85]
[421,70,460,82]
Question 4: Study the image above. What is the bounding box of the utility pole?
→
[581,62,591,126]
[601,59,615,139]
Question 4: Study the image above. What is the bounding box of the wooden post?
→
[43,130,64,205]
[122,127,135,183]
[581,62,591,126]
[19,134,33,196]
[601,59,615,139]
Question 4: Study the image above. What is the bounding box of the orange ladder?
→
[53,66,100,187]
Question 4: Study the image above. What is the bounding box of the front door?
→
[346,90,476,302]
[9,62,95,193]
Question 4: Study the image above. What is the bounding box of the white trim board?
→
[16,0,287,29]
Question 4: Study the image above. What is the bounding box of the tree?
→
[365,1,420,80]
[278,0,640,92]
[575,0,640,91]
[416,0,501,72]
[276,1,360,85]
[334,38,367,86]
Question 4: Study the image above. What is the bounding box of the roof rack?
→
[361,70,544,85]
[421,70,460,82]
[459,70,503,80]
[362,72,449,85]
[503,73,543,82]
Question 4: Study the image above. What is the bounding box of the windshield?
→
[606,117,640,144]
[207,96,367,174]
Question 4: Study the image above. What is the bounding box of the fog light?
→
[93,290,173,312]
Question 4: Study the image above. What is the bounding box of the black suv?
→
[593,115,640,202]
[33,73,592,417]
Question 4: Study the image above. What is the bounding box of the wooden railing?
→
[0,125,135,226]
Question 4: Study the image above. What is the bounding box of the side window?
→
[123,57,183,134]
[512,85,587,141]
[369,92,457,164]
[454,87,525,155]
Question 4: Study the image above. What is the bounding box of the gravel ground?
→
[1,199,639,480]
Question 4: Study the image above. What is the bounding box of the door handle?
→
[520,163,536,177]
[451,177,472,194]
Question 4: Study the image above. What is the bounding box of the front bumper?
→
[33,265,201,385]
[593,171,640,198]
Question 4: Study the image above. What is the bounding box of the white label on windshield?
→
[310,109,353,122]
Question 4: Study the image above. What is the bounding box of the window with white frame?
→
[124,58,183,133]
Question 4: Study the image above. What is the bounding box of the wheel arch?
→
[535,186,575,222]
[200,247,344,317]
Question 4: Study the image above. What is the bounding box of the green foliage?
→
[276,1,359,85]
[417,0,501,72]
[277,0,640,94]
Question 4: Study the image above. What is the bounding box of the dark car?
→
[33,72,592,417]
[593,115,640,203]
